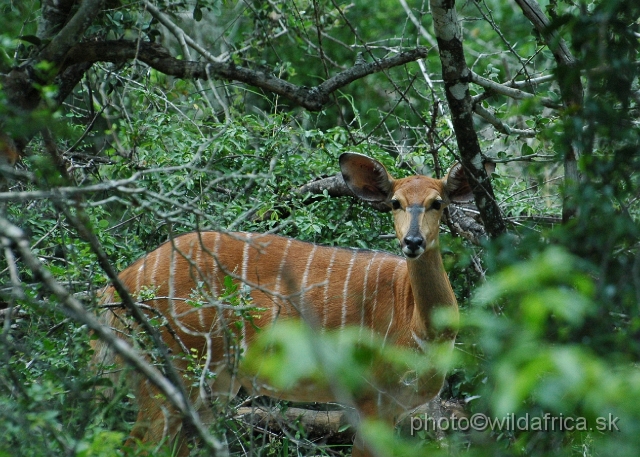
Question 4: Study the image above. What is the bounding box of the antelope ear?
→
[339,153,395,202]
[444,161,495,203]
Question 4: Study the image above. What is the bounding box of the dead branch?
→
[235,396,467,443]
[236,406,354,444]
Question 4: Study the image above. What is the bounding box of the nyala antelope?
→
[93,153,473,456]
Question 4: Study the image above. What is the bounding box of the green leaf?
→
[521,143,534,156]
[193,6,203,21]
[18,35,41,46]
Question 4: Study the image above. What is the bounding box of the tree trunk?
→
[429,0,506,238]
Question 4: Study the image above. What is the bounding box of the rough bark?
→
[37,0,106,64]
[37,0,79,43]
[429,0,506,238]
[513,0,583,223]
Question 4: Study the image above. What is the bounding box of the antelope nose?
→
[403,235,425,257]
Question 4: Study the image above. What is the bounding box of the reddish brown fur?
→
[0,133,19,165]
[93,153,469,456]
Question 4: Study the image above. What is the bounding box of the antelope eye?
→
[391,199,401,210]
[431,199,443,210]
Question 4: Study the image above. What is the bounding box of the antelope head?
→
[340,153,473,259]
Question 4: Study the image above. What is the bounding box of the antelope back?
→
[96,232,413,399]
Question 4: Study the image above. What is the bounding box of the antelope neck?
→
[406,245,457,341]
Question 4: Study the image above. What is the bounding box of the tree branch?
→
[473,104,536,137]
[297,173,391,212]
[37,0,78,43]
[469,71,561,109]
[38,0,106,64]
[513,0,575,67]
[63,40,429,111]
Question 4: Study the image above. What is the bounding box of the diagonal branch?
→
[469,71,561,109]
[0,215,227,457]
[38,0,106,64]
[513,0,575,67]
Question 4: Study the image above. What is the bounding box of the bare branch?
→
[473,104,536,137]
[297,173,391,212]
[0,175,141,202]
[513,0,576,67]
[513,0,583,223]
[398,0,438,47]
[469,71,561,109]
[64,40,429,111]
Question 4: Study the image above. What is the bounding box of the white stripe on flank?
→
[194,246,201,275]
[370,255,384,341]
[211,232,220,298]
[411,330,428,351]
[359,252,377,338]
[341,250,357,329]
[273,239,292,324]
[135,262,144,293]
[322,248,338,331]
[240,233,252,353]
[382,260,401,347]
[151,249,161,287]
[194,247,205,328]
[301,244,317,314]
[241,233,251,283]
[169,245,177,314]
